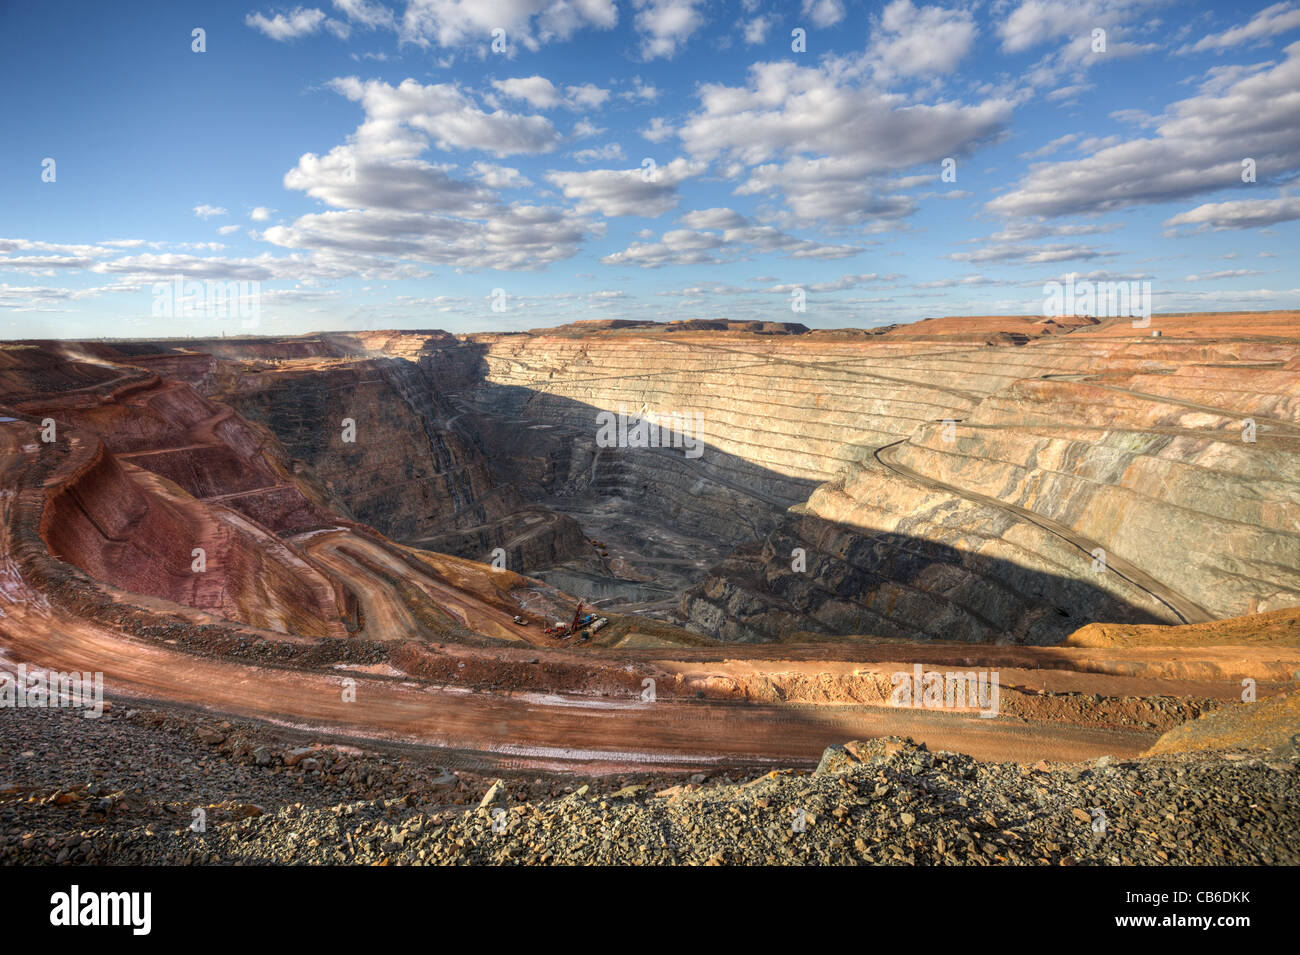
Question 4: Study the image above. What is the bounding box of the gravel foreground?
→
[2,705,1297,866]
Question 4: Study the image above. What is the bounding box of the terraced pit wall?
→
[414,328,1300,645]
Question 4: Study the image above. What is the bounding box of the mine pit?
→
[1,313,1298,866]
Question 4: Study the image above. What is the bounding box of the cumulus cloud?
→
[989,42,1300,218]
[566,83,610,109]
[997,0,1156,54]
[0,255,96,271]
[492,75,562,109]
[470,162,533,189]
[546,158,705,216]
[1164,195,1300,231]
[490,76,611,113]
[262,74,592,271]
[329,76,561,155]
[864,0,978,79]
[680,61,1010,167]
[640,117,675,142]
[246,6,350,41]
[399,0,617,51]
[193,204,228,219]
[736,156,918,228]
[285,148,495,214]
[622,76,659,101]
[678,59,1010,227]
[632,0,706,59]
[262,204,588,270]
[999,0,1160,95]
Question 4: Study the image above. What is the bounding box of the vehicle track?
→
[873,439,1212,625]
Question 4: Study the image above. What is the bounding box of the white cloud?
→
[1165,195,1300,231]
[489,78,610,112]
[913,274,998,289]
[1184,269,1267,280]
[948,239,1113,264]
[262,204,588,271]
[470,162,533,189]
[1000,0,1160,94]
[641,117,675,142]
[768,272,895,293]
[802,0,845,29]
[990,42,1300,218]
[680,61,1011,168]
[193,204,228,219]
[571,143,626,163]
[250,206,276,221]
[997,0,1156,54]
[622,76,660,101]
[246,6,350,41]
[602,208,861,266]
[0,255,96,271]
[492,75,561,109]
[860,0,976,79]
[741,15,772,44]
[546,158,705,216]
[333,0,396,30]
[218,225,241,235]
[285,146,496,214]
[330,76,560,155]
[736,155,918,228]
[262,74,591,271]
[399,0,617,51]
[91,252,310,282]
[566,83,610,109]
[678,59,1011,227]
[1182,3,1300,54]
[632,0,706,59]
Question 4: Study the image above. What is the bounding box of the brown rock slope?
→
[155,338,585,573]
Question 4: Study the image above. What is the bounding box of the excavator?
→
[541,601,607,641]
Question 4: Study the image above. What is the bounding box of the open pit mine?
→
[1,311,1298,866]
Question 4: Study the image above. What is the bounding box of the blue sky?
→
[1,0,1298,338]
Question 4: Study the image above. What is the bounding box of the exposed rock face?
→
[0,341,593,653]
[411,319,1300,644]
[173,345,585,573]
[0,352,347,636]
[41,442,344,636]
[4,315,1297,648]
